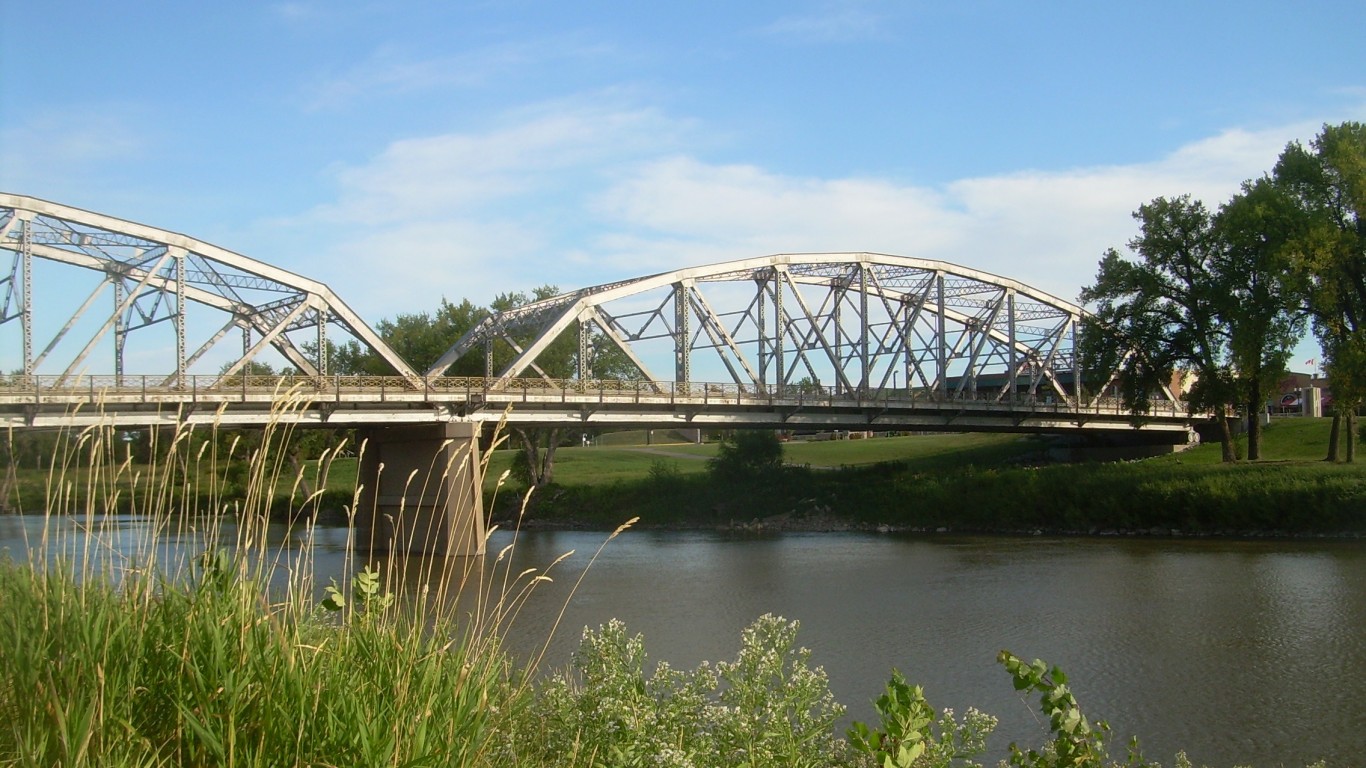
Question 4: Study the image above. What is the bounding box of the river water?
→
[2,515,1362,767]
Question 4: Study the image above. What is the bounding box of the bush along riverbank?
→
[495,422,1366,538]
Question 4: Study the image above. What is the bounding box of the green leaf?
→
[321,582,345,612]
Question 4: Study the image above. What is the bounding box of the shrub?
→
[708,430,785,483]
[505,615,848,767]
[848,669,997,768]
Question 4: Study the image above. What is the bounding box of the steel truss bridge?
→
[1,193,1191,439]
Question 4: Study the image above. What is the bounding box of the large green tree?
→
[1213,177,1308,459]
[1080,196,1242,461]
[1273,122,1366,462]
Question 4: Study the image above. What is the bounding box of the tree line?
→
[1081,122,1365,463]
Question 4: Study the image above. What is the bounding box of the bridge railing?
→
[0,373,1187,417]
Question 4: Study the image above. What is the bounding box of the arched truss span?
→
[430,253,1119,406]
[0,193,419,385]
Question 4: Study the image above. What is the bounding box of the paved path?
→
[618,444,841,469]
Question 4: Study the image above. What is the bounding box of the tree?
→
[490,286,572,492]
[332,298,488,375]
[1080,196,1242,461]
[708,430,784,483]
[1273,122,1366,462]
[1213,177,1308,459]
[580,325,642,382]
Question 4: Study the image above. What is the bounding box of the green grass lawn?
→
[428,419,1359,494]
[7,417,1358,514]
[1153,416,1345,465]
[783,432,1034,469]
[481,431,1037,492]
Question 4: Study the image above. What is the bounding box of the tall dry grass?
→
[0,389,594,767]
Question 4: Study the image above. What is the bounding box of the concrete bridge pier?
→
[1048,427,1198,462]
[355,421,486,557]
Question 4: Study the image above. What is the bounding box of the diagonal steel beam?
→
[774,269,856,393]
[215,301,311,384]
[57,250,176,383]
[160,316,240,387]
[687,284,762,388]
[583,305,664,389]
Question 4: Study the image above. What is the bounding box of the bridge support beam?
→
[356,421,486,557]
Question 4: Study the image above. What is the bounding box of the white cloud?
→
[308,100,685,224]
[323,217,544,313]
[304,44,526,110]
[303,35,618,111]
[762,2,889,43]
[0,110,143,200]
[586,156,968,267]
[583,119,1336,304]
[287,98,692,313]
[296,99,1354,323]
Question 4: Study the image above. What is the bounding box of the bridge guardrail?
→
[0,373,1188,419]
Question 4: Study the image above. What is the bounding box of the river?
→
[2,514,1362,766]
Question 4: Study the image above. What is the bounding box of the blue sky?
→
[3,1,1363,368]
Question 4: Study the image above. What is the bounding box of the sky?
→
[3,0,1364,369]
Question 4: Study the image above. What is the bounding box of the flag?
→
[1305,358,1316,367]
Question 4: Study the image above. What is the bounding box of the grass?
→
[501,418,1366,535]
[479,431,1033,493]
[1161,416,1348,464]
[784,432,1034,469]
[9,416,1359,533]
[0,394,572,767]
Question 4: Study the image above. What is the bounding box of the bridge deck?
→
[1,374,1192,436]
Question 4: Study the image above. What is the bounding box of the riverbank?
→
[492,418,1366,539]
[6,418,1361,539]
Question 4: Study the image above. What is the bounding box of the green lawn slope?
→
[498,418,1366,536]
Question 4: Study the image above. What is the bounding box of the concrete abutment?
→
[356,421,485,557]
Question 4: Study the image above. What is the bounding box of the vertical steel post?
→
[242,326,251,381]
[175,251,186,388]
[859,263,869,394]
[578,318,591,380]
[774,270,785,396]
[317,309,328,378]
[114,278,126,386]
[900,298,912,397]
[1070,315,1082,410]
[936,272,947,398]
[1008,291,1017,404]
[832,279,843,396]
[20,218,32,377]
[673,281,690,384]
[756,274,767,390]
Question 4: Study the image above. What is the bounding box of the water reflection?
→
[1,515,1362,767]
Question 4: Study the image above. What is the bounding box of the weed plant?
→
[498,615,849,767]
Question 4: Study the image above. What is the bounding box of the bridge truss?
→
[431,253,1130,408]
[0,195,1189,435]
[0,193,419,386]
